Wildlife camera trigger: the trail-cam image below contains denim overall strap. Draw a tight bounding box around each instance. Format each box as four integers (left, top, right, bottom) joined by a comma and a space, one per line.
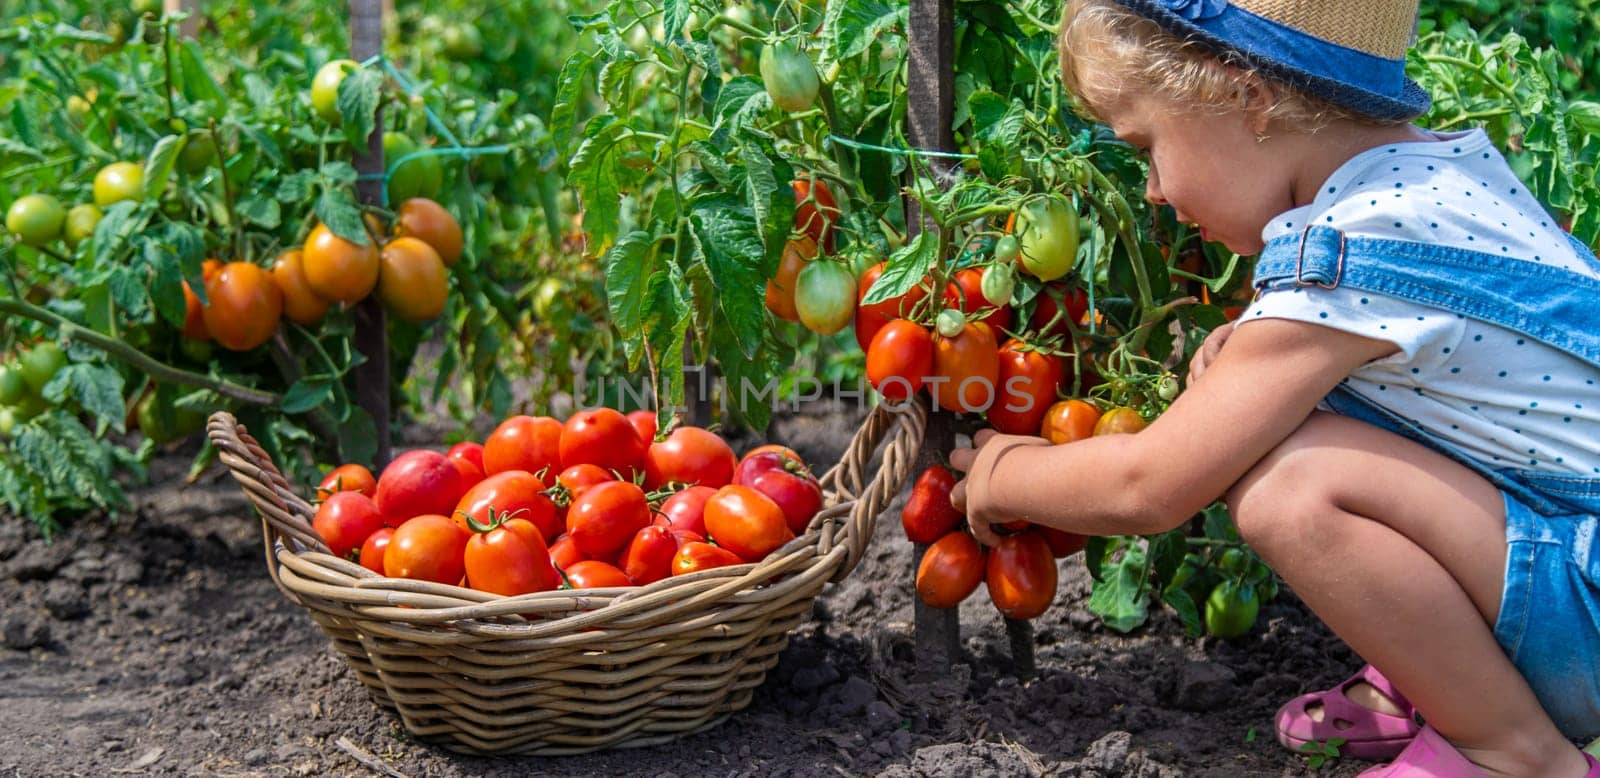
1255, 226, 1600, 516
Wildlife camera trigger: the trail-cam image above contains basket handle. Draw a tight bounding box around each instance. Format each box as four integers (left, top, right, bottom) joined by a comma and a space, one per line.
207, 411, 329, 557
818, 397, 927, 582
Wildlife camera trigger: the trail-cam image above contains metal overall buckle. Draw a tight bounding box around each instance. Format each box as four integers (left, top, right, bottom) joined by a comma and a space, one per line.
1293, 225, 1346, 290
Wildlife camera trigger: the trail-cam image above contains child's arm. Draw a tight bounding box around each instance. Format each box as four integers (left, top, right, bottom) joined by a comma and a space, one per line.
949, 318, 1398, 545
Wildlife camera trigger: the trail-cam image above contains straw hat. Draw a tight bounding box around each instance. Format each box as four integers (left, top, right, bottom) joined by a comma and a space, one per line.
1114, 0, 1431, 120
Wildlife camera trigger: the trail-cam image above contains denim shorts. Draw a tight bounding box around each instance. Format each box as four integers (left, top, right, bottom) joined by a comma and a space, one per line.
1492, 489, 1600, 739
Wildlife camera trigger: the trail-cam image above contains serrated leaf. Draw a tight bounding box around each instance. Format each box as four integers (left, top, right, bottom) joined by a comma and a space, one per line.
1087, 541, 1150, 633
825, 0, 905, 61
1570, 101, 1600, 135
276, 170, 316, 202
337, 66, 381, 149
178, 40, 226, 105
1162, 587, 1203, 637
662, 0, 691, 39
91, 201, 152, 268
143, 134, 183, 201
315, 188, 368, 245
0, 137, 47, 162
41, 364, 127, 436
281, 377, 335, 415
109, 263, 149, 321
567, 117, 629, 256
551, 51, 596, 149
688, 194, 767, 359
603, 231, 656, 337
712, 76, 770, 140
860, 231, 936, 305
737, 138, 795, 266
235, 195, 281, 229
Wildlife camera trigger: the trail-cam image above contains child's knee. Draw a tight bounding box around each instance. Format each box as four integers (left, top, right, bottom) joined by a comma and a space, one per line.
1226, 414, 1347, 547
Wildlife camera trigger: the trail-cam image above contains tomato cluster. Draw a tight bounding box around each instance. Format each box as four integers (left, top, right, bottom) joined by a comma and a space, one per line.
906, 391, 1154, 620
0, 343, 68, 438
309, 408, 827, 596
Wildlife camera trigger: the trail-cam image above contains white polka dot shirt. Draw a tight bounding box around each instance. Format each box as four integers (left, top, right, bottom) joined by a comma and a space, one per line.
1241, 129, 1600, 475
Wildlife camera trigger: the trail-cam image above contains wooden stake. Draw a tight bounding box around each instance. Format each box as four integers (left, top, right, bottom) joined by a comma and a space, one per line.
349, 0, 391, 466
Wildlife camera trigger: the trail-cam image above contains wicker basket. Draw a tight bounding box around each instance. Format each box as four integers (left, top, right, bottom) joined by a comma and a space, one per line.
209, 400, 925, 755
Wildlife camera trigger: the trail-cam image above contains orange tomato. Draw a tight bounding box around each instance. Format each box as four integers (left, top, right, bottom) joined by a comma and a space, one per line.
302, 221, 379, 304
316, 463, 378, 501
202, 261, 283, 351
931, 321, 1000, 413
463, 517, 560, 596
670, 541, 745, 576
385, 514, 469, 585
765, 236, 816, 322
564, 560, 634, 589
377, 236, 449, 322
271, 249, 331, 326
703, 484, 793, 562
986, 530, 1058, 620
394, 198, 463, 267
1040, 399, 1101, 444
483, 415, 563, 477
1093, 407, 1148, 436
916, 531, 986, 608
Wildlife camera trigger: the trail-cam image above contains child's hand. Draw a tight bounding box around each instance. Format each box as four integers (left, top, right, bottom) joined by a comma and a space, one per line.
1188, 321, 1235, 384
949, 429, 1052, 547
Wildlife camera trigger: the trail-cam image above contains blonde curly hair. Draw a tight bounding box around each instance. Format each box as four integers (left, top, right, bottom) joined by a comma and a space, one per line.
1057, 0, 1405, 131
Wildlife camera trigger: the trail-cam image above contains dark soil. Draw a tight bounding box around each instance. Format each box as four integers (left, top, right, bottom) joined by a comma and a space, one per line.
1, 401, 1373, 777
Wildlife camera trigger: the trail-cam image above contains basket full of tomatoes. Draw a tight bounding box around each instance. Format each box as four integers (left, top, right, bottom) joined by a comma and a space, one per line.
206, 399, 924, 756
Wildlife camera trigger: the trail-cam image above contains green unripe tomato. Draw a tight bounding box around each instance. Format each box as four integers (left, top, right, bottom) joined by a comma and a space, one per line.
384, 132, 443, 204
93, 162, 145, 207
64, 204, 103, 249
179, 132, 217, 173
1204, 579, 1260, 640
311, 58, 359, 124
18, 343, 67, 395
6, 194, 66, 246
0, 364, 26, 406
442, 23, 483, 60
759, 43, 819, 112
1157, 373, 1180, 402
980, 263, 1015, 307
993, 234, 1020, 263
531, 277, 567, 322
1013, 196, 1080, 282
0, 406, 16, 438
935, 308, 965, 339
793, 260, 858, 336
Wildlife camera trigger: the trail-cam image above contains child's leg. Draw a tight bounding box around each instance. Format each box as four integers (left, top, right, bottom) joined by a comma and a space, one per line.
1227, 411, 1587, 778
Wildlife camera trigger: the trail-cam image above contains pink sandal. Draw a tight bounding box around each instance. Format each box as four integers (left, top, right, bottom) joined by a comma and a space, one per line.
1357, 725, 1600, 777
1276, 664, 1422, 761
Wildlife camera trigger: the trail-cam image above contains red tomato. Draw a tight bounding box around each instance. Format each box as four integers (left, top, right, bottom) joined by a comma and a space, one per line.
565, 560, 634, 589
866, 320, 934, 402
626, 409, 658, 444
548, 534, 591, 571
1030, 284, 1089, 339
446, 441, 485, 477
483, 415, 564, 478
855, 263, 929, 352
734, 451, 823, 534
644, 426, 737, 490
943, 268, 1013, 333
374, 450, 468, 525
902, 465, 964, 544
986, 530, 1058, 620
561, 408, 648, 480
312, 491, 386, 559
669, 528, 707, 547
988, 340, 1065, 435
452, 470, 560, 541
654, 484, 717, 536
385, 514, 469, 586
464, 517, 560, 596
557, 463, 615, 499
358, 527, 393, 575
733, 445, 807, 483
670, 541, 745, 576
916, 531, 986, 608
1040, 526, 1090, 558
1040, 399, 1101, 444
704, 485, 794, 562
566, 480, 651, 557
316, 463, 377, 501
619, 524, 679, 585
931, 321, 1000, 413
793, 176, 841, 253
1094, 407, 1148, 436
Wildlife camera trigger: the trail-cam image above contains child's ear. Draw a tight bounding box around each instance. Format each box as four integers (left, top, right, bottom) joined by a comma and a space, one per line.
1239, 73, 1278, 138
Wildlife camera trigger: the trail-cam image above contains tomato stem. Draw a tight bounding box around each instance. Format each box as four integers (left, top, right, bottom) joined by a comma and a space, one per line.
708, 13, 767, 40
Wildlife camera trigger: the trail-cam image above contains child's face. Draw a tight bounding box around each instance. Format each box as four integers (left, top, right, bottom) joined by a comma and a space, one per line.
1104, 94, 1297, 255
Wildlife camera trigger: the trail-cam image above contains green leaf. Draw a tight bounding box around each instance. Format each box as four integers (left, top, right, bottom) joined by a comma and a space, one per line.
603, 231, 656, 339
688, 194, 768, 359
337, 66, 382, 149
337, 406, 378, 466
109, 264, 149, 322
0, 137, 47, 162
712, 324, 780, 431
737, 138, 795, 265
662, 0, 692, 40
281, 378, 335, 415
315, 188, 368, 245
91, 201, 152, 269
41, 364, 127, 435
551, 51, 596, 149
143, 134, 183, 201
567, 117, 629, 255
1570, 101, 1600, 135
860, 231, 936, 305
641, 266, 692, 411
178, 40, 226, 105
276, 170, 317, 202
1202, 501, 1239, 542
969, 90, 1024, 146
16, 413, 128, 514
1087, 540, 1150, 633
711, 76, 770, 140
825, 0, 905, 61
235, 195, 281, 229
1162, 586, 1202, 637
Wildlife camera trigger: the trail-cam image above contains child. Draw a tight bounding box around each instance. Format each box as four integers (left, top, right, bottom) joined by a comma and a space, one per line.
948, 1, 1600, 775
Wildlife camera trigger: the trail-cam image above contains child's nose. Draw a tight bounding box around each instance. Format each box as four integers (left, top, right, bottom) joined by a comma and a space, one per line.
1144, 169, 1167, 207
